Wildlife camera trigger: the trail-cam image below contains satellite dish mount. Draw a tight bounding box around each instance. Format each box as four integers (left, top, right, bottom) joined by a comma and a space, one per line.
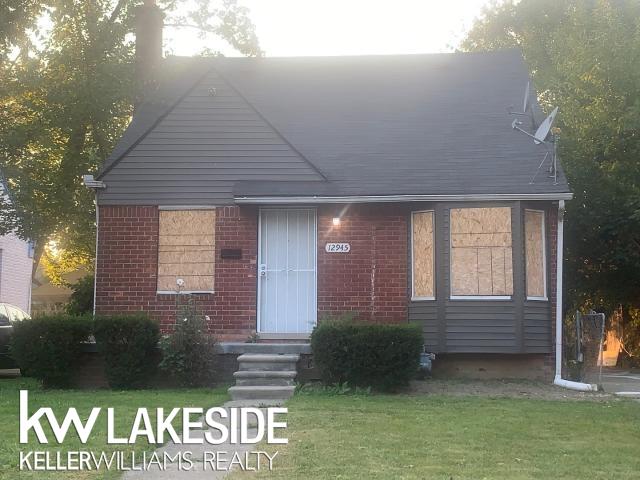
508, 84, 559, 185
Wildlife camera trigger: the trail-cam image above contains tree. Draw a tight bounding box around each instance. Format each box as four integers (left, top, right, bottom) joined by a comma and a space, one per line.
0, 1, 43, 60
462, 0, 640, 316
0, 0, 260, 279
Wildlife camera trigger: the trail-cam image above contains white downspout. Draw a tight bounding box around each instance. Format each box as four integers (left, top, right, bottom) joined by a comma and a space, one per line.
82, 175, 104, 316
92, 196, 98, 316
553, 200, 598, 391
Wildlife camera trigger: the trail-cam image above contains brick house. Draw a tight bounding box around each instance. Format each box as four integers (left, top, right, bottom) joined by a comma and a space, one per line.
88, 4, 573, 380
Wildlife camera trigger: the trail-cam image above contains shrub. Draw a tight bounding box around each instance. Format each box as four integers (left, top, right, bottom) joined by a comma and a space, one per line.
159, 317, 217, 387
311, 320, 423, 391
159, 294, 217, 386
65, 275, 94, 315
94, 314, 160, 389
10, 314, 93, 388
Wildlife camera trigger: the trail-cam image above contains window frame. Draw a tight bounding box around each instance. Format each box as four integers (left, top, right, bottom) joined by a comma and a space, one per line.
524, 208, 548, 301
448, 206, 513, 301
410, 210, 436, 301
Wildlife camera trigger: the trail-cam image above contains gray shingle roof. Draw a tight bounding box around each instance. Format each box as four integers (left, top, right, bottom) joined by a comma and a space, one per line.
98, 50, 570, 205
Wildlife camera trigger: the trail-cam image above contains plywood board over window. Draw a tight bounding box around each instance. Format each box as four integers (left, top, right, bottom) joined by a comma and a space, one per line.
157, 210, 216, 292
412, 211, 434, 299
450, 207, 513, 297
525, 209, 546, 299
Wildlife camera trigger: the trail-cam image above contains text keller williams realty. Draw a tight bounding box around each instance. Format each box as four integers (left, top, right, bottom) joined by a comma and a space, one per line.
18, 391, 287, 472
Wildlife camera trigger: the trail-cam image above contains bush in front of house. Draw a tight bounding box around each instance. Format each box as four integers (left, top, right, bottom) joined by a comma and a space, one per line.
94, 314, 160, 389
65, 275, 94, 315
311, 320, 423, 391
10, 314, 93, 388
159, 314, 217, 387
159, 293, 217, 386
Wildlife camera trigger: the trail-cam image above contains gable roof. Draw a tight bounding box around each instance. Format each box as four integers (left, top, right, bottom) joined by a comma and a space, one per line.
98, 50, 570, 205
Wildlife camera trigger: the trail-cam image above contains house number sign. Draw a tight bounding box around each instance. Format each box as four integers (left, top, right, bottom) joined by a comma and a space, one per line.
325, 242, 351, 253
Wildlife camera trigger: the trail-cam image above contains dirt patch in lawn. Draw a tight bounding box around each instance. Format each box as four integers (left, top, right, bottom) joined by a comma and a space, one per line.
409, 378, 614, 401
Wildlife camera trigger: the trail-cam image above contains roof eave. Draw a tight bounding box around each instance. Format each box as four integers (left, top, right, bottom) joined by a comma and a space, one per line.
234, 192, 574, 204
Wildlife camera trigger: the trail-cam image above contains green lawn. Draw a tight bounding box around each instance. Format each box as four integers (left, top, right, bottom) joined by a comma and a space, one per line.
240, 392, 640, 480
0, 377, 228, 480
3, 379, 639, 480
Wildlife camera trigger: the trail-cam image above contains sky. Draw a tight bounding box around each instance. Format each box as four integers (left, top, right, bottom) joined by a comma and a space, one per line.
164, 0, 492, 57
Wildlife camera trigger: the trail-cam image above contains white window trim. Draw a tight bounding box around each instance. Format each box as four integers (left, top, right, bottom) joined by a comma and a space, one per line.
525, 209, 548, 301
410, 210, 436, 301
449, 207, 514, 300
450, 295, 512, 301
157, 290, 215, 295
158, 205, 218, 211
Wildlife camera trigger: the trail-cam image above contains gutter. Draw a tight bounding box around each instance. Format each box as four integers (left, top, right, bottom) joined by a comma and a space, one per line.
552, 200, 598, 392
82, 174, 105, 189
235, 192, 574, 204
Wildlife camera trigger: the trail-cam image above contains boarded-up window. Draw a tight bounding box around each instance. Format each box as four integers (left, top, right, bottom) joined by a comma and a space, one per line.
412, 211, 435, 299
525, 209, 546, 298
450, 207, 513, 297
157, 210, 216, 292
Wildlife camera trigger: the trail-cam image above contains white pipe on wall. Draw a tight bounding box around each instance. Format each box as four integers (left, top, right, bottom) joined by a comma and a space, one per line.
92, 193, 98, 316
553, 200, 598, 392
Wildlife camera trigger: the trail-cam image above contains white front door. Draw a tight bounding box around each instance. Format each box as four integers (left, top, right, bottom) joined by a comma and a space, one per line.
258, 208, 317, 334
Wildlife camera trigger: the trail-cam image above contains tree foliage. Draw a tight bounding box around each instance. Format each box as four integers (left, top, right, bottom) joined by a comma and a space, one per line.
0, 0, 260, 276
462, 0, 640, 313
65, 274, 94, 315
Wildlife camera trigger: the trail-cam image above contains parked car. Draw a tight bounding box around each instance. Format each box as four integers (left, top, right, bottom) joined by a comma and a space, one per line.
0, 303, 30, 369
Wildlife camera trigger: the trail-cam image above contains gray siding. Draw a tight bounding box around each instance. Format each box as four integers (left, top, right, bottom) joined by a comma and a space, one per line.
444, 302, 518, 353
409, 303, 438, 351
98, 69, 324, 205
409, 202, 553, 354
524, 301, 553, 353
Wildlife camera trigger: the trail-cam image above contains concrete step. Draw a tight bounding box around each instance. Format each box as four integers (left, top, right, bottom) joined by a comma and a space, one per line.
218, 343, 311, 355
234, 370, 297, 387
238, 354, 300, 372
237, 354, 300, 363
228, 385, 296, 401
224, 399, 286, 408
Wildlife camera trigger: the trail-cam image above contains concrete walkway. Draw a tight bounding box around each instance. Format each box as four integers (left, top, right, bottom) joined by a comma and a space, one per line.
122, 400, 284, 479
599, 369, 640, 399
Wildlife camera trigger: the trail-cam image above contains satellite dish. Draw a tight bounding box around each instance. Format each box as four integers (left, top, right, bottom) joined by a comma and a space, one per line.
534, 106, 558, 144
507, 88, 560, 185
523, 82, 530, 113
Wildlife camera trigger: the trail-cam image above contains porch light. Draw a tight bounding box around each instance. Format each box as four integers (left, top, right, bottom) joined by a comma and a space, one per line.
332, 217, 341, 226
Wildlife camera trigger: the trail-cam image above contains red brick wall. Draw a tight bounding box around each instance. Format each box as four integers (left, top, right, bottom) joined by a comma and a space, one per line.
95, 204, 410, 338
316, 204, 409, 323
95, 205, 258, 340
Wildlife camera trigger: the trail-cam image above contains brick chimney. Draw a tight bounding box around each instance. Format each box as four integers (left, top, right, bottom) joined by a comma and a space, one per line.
135, 0, 164, 104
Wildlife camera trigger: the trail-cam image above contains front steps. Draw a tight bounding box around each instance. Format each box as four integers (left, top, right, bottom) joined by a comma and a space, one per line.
227, 346, 305, 403
234, 370, 297, 386
228, 384, 296, 401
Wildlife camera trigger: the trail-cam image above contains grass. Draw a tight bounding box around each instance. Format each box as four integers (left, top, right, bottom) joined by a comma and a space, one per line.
0, 377, 228, 480
238, 391, 640, 480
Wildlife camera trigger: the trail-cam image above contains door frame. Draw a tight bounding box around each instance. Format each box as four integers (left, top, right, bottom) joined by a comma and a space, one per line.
256, 206, 318, 336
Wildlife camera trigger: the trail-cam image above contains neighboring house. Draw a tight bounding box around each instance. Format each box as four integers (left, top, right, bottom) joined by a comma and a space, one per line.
90, 4, 572, 379
0, 174, 33, 314
31, 266, 88, 315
